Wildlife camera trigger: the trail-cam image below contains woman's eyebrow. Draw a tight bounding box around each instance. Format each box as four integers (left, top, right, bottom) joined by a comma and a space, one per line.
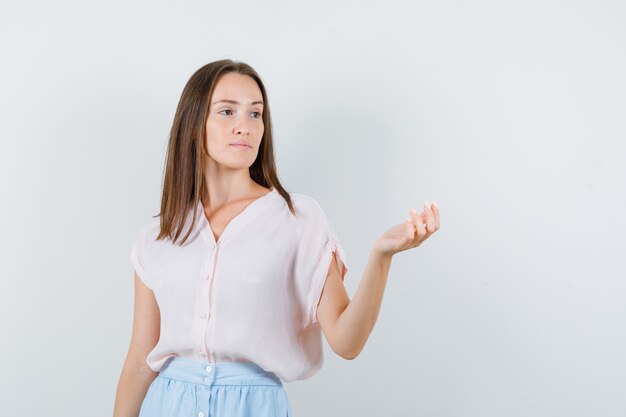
212, 99, 264, 106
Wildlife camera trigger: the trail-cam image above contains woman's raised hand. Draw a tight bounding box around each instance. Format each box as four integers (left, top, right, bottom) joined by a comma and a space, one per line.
373, 201, 440, 256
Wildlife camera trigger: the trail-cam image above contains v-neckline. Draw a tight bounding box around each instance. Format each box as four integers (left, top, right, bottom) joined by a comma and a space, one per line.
196, 188, 277, 249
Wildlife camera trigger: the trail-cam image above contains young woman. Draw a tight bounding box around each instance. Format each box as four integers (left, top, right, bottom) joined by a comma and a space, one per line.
113, 59, 440, 417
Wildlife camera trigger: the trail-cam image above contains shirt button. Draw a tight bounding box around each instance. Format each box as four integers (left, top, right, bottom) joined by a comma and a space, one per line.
205, 365, 212, 373
200, 313, 207, 318
198, 412, 205, 417
200, 352, 206, 357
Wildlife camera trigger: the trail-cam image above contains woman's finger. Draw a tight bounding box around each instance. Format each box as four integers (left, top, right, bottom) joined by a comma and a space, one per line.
423, 202, 435, 233
409, 208, 426, 240
432, 201, 440, 230
405, 217, 415, 240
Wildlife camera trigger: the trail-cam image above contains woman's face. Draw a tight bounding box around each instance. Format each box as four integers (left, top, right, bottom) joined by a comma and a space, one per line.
205, 72, 265, 171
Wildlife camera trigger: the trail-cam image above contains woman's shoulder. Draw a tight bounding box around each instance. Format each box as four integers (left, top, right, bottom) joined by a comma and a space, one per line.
133, 215, 162, 246
284, 191, 331, 227
286, 191, 325, 214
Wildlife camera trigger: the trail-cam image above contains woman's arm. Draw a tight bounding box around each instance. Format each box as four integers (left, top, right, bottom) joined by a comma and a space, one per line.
317, 201, 440, 359
112, 273, 160, 417
317, 249, 392, 359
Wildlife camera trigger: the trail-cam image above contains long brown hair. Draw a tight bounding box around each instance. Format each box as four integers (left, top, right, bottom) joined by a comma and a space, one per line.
153, 59, 295, 245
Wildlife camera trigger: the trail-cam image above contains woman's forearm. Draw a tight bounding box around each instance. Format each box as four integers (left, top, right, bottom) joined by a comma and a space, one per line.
113, 358, 158, 417
334, 246, 393, 359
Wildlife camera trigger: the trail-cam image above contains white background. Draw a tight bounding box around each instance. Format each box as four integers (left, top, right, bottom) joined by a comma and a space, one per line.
1, 0, 625, 416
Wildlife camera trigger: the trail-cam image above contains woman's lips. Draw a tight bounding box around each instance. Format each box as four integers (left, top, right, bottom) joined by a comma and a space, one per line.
230, 144, 251, 149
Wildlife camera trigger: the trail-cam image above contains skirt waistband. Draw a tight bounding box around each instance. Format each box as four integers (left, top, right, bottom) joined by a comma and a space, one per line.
157, 356, 283, 387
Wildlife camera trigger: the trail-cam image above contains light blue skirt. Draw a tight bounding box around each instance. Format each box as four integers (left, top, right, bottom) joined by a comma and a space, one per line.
139, 356, 293, 417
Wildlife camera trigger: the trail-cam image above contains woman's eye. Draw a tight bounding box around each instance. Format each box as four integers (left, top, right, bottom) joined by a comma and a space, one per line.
218, 109, 261, 118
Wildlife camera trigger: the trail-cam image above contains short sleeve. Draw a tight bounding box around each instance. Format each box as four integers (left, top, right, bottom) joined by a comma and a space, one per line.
296, 198, 348, 328
130, 225, 151, 290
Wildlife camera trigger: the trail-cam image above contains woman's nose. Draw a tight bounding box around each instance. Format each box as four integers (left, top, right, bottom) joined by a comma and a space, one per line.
233, 117, 252, 134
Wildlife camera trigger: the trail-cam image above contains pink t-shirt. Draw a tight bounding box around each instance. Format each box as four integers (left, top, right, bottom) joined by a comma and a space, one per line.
130, 188, 348, 382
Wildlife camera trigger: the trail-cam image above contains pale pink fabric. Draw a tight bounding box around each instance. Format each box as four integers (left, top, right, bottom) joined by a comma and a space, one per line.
130, 189, 348, 382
